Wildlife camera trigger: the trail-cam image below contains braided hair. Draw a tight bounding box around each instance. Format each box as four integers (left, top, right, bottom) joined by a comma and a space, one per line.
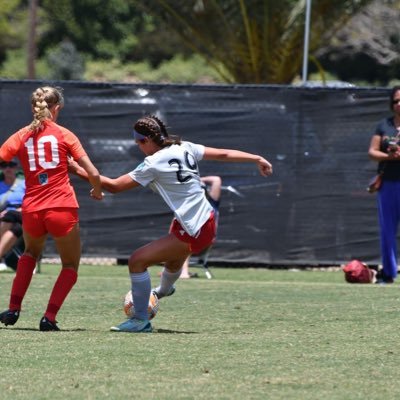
134, 115, 181, 147
29, 86, 64, 132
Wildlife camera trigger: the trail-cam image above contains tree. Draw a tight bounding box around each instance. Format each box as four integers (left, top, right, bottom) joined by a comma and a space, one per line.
27, 0, 38, 79
0, 0, 27, 64
315, 0, 400, 85
39, 0, 141, 60
46, 39, 85, 80
139, 0, 375, 84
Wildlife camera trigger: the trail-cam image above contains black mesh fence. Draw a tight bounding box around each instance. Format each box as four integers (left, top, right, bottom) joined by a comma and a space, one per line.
0, 81, 390, 266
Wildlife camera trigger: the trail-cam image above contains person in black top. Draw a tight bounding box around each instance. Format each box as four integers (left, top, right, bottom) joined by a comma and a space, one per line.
368, 86, 400, 283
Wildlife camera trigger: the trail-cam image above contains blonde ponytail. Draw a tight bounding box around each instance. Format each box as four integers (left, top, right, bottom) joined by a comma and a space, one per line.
29, 86, 64, 132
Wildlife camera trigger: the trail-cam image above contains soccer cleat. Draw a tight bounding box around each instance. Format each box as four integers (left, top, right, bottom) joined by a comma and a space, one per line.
110, 318, 152, 333
0, 262, 8, 272
0, 309, 20, 326
39, 317, 60, 331
152, 285, 176, 300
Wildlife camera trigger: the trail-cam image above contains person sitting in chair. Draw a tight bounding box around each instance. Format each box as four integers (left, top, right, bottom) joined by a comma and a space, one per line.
0, 159, 25, 272
180, 175, 221, 279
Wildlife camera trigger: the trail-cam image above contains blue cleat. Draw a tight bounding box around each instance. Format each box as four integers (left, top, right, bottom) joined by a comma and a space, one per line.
110, 318, 152, 333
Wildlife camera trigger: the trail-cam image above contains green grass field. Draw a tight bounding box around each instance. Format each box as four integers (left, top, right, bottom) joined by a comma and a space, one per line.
1, 264, 400, 400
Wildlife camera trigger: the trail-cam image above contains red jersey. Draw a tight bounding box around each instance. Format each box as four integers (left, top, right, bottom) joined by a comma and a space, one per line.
0, 120, 87, 212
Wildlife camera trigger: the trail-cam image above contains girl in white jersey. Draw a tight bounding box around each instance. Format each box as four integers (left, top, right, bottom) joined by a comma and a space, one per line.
70, 115, 272, 333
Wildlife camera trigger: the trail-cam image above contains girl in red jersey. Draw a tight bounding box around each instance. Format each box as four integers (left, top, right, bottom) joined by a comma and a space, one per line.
0, 86, 103, 331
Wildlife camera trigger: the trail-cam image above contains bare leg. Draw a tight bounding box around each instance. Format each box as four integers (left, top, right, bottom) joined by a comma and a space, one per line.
128, 233, 190, 273
179, 256, 191, 278
128, 234, 190, 315
110, 234, 190, 331
0, 221, 12, 236
23, 230, 47, 260
53, 223, 81, 272
0, 229, 18, 259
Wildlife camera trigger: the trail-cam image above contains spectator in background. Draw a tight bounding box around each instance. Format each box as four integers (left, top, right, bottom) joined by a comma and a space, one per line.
0, 159, 25, 272
69, 114, 272, 333
180, 175, 221, 279
368, 85, 400, 284
0, 85, 103, 331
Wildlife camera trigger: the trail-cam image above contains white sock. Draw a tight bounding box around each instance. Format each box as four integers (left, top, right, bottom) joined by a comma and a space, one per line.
155, 268, 182, 297
130, 271, 151, 320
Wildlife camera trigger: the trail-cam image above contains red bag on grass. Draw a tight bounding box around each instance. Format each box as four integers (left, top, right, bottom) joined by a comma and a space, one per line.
342, 260, 376, 284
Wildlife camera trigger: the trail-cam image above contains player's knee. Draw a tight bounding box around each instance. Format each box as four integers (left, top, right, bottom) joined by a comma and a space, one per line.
22, 250, 40, 260
61, 261, 79, 271
128, 252, 147, 272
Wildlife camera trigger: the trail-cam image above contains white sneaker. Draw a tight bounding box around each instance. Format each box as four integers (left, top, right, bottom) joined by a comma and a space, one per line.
0, 263, 8, 272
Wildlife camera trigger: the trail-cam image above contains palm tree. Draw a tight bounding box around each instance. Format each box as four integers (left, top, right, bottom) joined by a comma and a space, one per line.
140, 0, 374, 84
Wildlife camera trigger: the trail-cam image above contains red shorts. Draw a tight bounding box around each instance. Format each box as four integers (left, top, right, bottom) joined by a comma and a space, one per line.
170, 212, 216, 254
22, 208, 79, 238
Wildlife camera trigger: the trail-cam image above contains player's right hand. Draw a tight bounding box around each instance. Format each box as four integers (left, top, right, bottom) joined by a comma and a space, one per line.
90, 188, 104, 200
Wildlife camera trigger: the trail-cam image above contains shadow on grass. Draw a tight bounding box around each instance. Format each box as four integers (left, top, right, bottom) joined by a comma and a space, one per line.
0, 326, 197, 334
0, 326, 87, 332
154, 328, 198, 334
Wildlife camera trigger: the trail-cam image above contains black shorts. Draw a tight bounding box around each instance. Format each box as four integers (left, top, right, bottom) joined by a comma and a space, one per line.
1, 210, 22, 238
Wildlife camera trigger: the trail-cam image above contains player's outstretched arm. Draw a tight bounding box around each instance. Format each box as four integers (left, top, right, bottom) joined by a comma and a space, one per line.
76, 155, 103, 200
68, 157, 139, 193
202, 147, 273, 177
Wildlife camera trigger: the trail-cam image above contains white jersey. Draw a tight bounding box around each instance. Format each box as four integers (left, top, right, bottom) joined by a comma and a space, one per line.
128, 141, 213, 236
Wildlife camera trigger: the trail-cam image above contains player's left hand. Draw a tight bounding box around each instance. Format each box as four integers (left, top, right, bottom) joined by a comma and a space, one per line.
67, 157, 80, 174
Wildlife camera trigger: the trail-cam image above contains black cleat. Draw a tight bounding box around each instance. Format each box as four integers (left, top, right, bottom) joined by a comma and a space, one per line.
0, 309, 20, 326
152, 285, 176, 300
39, 317, 60, 331
375, 270, 394, 284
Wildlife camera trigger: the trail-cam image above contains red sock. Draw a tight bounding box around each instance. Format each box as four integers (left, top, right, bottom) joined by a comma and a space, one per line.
44, 268, 78, 321
9, 255, 37, 310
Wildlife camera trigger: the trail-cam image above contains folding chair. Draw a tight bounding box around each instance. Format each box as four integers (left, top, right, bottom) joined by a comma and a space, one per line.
189, 245, 214, 279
